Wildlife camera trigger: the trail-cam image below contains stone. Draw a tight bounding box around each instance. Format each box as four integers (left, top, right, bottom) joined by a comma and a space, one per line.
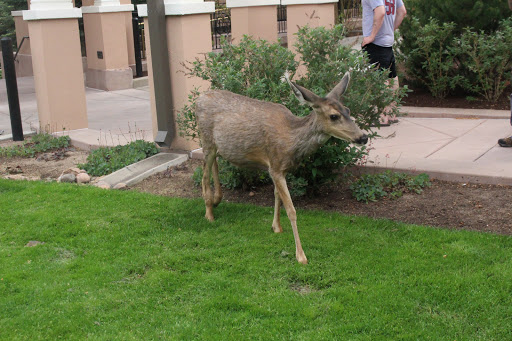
113, 183, 127, 190
95, 181, 111, 189
62, 167, 82, 176
76, 173, 91, 184
58, 173, 76, 183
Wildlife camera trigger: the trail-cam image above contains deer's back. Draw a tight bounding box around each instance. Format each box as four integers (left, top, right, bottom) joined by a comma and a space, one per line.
196, 90, 299, 169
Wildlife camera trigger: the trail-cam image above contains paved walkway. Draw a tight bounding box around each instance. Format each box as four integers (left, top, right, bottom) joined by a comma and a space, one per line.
1, 76, 511, 185
0, 76, 153, 149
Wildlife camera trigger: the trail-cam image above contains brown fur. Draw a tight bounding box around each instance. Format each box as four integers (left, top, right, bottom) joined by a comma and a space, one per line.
195, 73, 367, 264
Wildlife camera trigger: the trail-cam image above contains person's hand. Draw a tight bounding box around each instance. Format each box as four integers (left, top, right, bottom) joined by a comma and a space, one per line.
362, 36, 374, 47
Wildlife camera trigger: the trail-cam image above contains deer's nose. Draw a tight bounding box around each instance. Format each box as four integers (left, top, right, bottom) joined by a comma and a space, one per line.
356, 134, 368, 145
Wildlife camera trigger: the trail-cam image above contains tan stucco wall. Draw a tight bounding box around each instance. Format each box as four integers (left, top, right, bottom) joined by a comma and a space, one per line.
145, 14, 212, 151
28, 19, 88, 131
14, 17, 31, 54
231, 6, 278, 43
287, 3, 336, 53
83, 12, 129, 71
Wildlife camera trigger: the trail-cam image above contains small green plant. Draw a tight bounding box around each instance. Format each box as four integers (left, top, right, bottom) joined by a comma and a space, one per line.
78, 140, 159, 176
193, 157, 271, 191
0, 133, 70, 157
350, 171, 431, 203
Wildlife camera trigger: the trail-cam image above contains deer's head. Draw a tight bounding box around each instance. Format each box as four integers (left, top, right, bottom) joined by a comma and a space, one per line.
287, 72, 368, 145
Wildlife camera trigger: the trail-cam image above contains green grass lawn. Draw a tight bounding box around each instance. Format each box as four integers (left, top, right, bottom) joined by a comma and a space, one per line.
1, 179, 511, 340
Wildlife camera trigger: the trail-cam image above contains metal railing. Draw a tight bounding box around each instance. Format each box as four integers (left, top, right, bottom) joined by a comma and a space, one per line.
211, 7, 231, 50
277, 5, 287, 34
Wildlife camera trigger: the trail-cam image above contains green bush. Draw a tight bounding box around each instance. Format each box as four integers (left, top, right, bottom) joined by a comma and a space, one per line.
350, 171, 431, 203
457, 19, 512, 103
397, 1, 512, 98
0, 133, 71, 158
181, 26, 407, 196
78, 140, 159, 176
404, 0, 510, 34
398, 18, 459, 98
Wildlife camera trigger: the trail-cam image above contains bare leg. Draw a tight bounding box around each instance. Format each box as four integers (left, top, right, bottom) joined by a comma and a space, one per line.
270, 171, 307, 264
202, 150, 216, 221
382, 77, 399, 123
212, 158, 223, 207
272, 186, 283, 233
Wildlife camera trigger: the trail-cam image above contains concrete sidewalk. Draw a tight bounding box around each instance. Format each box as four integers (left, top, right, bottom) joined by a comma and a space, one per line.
0, 76, 153, 149
1, 76, 511, 185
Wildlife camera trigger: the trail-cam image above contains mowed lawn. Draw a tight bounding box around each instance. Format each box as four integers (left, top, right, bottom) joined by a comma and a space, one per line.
1, 179, 512, 340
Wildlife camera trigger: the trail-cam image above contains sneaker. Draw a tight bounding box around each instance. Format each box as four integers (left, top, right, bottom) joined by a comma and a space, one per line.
498, 136, 512, 147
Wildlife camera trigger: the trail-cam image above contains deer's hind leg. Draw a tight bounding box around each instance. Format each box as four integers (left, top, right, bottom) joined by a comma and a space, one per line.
202, 147, 217, 222
212, 157, 223, 207
271, 186, 283, 233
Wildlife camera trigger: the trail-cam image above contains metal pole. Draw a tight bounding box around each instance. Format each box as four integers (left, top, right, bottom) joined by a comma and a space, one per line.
1, 37, 24, 141
132, 16, 143, 78
147, 0, 174, 147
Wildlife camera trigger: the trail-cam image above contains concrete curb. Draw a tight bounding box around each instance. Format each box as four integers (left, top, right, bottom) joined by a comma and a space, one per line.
99, 152, 188, 187
402, 106, 510, 119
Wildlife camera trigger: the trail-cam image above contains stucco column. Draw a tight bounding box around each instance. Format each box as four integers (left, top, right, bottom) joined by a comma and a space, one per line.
23, 0, 88, 132
10, 11, 33, 77
283, 0, 337, 53
82, 0, 134, 91
227, 0, 280, 44
138, 1, 214, 151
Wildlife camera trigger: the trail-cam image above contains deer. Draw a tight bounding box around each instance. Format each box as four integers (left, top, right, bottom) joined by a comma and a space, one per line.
195, 72, 368, 264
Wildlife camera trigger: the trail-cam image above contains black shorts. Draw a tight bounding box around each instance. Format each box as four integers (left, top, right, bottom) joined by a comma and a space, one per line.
362, 43, 397, 78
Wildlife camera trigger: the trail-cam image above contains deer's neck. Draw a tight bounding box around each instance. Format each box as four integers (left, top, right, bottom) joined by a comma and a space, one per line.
290, 113, 329, 162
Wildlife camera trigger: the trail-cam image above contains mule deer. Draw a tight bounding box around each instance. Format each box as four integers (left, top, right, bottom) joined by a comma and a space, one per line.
195, 72, 368, 264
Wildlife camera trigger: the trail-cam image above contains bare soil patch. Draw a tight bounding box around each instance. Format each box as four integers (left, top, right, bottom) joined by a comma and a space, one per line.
131, 159, 512, 235
403, 84, 511, 111
0, 139, 89, 181
2, 137, 511, 235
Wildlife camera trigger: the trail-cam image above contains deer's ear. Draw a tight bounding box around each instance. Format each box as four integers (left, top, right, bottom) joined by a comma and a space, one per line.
283, 70, 320, 106
290, 82, 321, 106
327, 72, 351, 100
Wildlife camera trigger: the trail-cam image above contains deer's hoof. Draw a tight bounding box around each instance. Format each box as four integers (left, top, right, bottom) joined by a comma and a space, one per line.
272, 224, 283, 233
296, 253, 308, 265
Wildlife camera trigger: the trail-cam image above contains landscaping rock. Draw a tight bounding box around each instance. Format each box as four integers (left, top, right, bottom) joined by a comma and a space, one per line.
95, 181, 111, 189
58, 173, 76, 183
76, 173, 91, 184
113, 183, 127, 190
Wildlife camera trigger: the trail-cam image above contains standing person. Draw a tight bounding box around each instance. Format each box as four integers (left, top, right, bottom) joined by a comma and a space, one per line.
497, 0, 512, 147
362, 0, 407, 126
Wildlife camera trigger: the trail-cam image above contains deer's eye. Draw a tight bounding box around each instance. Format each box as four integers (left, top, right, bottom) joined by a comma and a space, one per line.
330, 115, 341, 121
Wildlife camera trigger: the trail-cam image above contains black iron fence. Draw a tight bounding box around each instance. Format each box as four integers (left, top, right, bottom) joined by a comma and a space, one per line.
277, 5, 287, 34
211, 7, 231, 50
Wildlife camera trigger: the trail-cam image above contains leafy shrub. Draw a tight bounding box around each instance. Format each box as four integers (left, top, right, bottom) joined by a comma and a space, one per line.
182, 26, 407, 195
398, 18, 459, 98
456, 19, 512, 102
78, 140, 159, 176
0, 133, 70, 158
403, 0, 510, 34
350, 171, 431, 203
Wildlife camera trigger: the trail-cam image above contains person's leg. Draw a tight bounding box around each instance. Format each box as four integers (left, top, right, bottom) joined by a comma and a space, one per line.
497, 94, 512, 147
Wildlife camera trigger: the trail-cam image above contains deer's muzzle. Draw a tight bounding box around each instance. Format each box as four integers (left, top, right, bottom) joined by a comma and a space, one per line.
355, 134, 368, 145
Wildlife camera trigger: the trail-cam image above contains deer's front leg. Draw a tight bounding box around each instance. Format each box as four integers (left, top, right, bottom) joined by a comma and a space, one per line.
270, 171, 307, 264
272, 186, 283, 233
